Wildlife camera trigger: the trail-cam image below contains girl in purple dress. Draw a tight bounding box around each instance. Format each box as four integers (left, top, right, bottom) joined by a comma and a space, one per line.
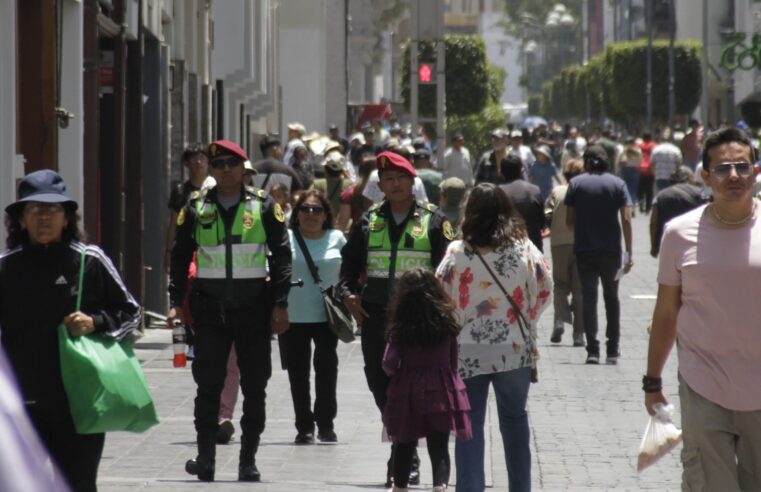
383, 268, 472, 492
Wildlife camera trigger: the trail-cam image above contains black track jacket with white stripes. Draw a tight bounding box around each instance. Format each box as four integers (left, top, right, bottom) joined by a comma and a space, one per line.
0, 240, 141, 409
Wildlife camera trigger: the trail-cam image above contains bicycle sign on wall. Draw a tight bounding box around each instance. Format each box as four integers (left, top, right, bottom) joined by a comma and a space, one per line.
720, 32, 761, 71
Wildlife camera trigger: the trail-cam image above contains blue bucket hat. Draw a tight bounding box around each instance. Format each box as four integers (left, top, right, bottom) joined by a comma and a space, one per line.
5, 170, 78, 217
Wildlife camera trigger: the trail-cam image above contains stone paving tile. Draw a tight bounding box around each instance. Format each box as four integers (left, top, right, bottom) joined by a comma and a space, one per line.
100, 213, 682, 491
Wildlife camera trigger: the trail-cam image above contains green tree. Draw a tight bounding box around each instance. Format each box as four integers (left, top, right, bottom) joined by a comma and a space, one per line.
401, 35, 491, 117
487, 64, 508, 104
447, 103, 507, 159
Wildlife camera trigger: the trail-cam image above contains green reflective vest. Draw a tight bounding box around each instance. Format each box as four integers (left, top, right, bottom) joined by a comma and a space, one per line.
366, 203, 433, 280
194, 195, 267, 279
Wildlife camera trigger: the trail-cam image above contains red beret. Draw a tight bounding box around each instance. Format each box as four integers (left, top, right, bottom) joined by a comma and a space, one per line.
376, 151, 416, 178
208, 140, 249, 162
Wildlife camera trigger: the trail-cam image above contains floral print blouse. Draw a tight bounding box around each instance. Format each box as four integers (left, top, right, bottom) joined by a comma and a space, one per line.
436, 239, 553, 379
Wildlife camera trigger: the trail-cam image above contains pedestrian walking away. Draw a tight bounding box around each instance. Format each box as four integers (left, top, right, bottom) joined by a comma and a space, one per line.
545, 158, 585, 346
437, 183, 553, 492
649, 166, 705, 258
0, 170, 142, 492
499, 154, 546, 252
338, 150, 454, 487
382, 268, 472, 492
646, 126, 761, 491
565, 145, 633, 365
168, 139, 292, 483
283, 190, 346, 445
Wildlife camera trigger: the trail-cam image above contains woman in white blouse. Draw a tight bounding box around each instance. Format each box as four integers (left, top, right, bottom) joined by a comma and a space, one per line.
436, 183, 553, 492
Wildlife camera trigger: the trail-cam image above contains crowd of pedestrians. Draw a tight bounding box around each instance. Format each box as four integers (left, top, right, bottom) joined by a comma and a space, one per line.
2, 115, 761, 492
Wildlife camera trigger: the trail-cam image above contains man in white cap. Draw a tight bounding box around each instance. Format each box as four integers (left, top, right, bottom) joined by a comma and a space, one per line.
508, 128, 536, 172
283, 122, 307, 166
529, 144, 562, 201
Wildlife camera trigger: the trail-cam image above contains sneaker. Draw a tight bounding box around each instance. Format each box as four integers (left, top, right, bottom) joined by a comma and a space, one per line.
573, 334, 585, 347
294, 432, 315, 445
317, 429, 338, 443
216, 419, 235, 444
585, 354, 600, 364
186, 345, 195, 360
606, 352, 621, 365
550, 324, 564, 343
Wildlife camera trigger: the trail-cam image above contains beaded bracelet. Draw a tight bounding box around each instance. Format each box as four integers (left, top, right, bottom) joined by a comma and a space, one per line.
642, 375, 663, 393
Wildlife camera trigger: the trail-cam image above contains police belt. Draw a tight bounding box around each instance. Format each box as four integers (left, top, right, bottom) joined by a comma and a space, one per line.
192, 291, 261, 312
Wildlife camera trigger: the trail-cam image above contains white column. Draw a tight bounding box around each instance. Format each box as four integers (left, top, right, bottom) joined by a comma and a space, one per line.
0, 0, 18, 247
58, 0, 85, 210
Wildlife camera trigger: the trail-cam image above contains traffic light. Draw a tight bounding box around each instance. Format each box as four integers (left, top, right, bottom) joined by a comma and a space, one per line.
418, 63, 435, 84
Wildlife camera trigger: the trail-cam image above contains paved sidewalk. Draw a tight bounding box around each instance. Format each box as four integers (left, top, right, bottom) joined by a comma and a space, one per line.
99, 213, 682, 491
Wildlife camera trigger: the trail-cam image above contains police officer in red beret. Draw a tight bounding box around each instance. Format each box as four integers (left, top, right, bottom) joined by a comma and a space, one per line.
167, 139, 292, 482
338, 150, 455, 487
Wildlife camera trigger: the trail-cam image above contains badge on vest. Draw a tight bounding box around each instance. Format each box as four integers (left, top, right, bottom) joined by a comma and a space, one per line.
242, 212, 255, 230
443, 220, 455, 240
274, 203, 286, 223
368, 220, 385, 232
411, 222, 425, 239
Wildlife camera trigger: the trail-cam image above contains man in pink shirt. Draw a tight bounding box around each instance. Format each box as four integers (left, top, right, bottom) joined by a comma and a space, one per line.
645, 126, 761, 490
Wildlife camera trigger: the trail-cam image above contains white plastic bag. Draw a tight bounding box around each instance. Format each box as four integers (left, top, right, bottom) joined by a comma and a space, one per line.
637, 403, 683, 472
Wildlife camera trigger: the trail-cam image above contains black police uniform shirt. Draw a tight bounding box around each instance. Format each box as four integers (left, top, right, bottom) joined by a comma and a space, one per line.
168, 180, 202, 214
338, 199, 451, 306
168, 185, 292, 308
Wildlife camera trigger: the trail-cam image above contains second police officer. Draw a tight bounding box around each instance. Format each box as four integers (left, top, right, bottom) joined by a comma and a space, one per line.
167, 140, 292, 482
338, 150, 455, 487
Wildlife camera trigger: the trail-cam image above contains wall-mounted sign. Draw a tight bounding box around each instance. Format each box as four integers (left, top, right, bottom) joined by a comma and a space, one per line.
720, 33, 761, 71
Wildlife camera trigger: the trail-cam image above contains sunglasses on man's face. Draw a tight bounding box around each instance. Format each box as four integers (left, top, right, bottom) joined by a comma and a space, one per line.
299, 205, 325, 215
209, 158, 242, 170
710, 161, 754, 178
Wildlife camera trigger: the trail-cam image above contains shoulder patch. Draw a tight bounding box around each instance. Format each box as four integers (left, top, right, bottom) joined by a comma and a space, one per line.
177, 207, 186, 226
273, 203, 286, 223
257, 188, 267, 199
189, 190, 201, 201
368, 202, 382, 212
442, 220, 456, 241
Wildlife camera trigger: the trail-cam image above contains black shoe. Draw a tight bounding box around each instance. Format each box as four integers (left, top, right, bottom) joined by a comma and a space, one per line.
186, 432, 216, 482
550, 326, 564, 343
216, 420, 235, 444
585, 354, 600, 364
317, 429, 338, 443
294, 432, 315, 444
409, 450, 420, 485
606, 351, 621, 365
238, 462, 261, 482
238, 434, 261, 481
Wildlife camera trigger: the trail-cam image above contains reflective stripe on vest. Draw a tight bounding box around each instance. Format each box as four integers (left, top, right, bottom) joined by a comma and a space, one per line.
366, 208, 433, 279
194, 197, 267, 279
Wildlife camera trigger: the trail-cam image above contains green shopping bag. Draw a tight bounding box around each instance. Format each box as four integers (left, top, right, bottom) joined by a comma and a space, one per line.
58, 247, 159, 434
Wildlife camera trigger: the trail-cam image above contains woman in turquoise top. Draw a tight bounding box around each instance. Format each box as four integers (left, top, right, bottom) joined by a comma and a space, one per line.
284, 190, 347, 444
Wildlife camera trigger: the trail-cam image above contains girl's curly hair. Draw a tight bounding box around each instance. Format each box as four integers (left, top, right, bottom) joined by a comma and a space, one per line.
385, 267, 461, 348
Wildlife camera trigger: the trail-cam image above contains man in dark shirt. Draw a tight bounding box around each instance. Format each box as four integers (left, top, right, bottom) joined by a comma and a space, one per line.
165, 144, 208, 273
474, 128, 508, 185
565, 145, 633, 365
649, 166, 705, 257
412, 148, 443, 206
252, 135, 303, 195
328, 124, 350, 154
499, 154, 545, 252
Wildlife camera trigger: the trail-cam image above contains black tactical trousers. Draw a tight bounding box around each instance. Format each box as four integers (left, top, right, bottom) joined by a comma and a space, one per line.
190, 300, 272, 438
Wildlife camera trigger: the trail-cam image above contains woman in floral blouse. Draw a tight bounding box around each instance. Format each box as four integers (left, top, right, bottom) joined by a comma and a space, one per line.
436, 183, 553, 492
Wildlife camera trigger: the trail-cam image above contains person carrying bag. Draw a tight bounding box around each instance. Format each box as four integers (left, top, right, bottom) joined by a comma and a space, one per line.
0, 170, 145, 492
282, 190, 348, 444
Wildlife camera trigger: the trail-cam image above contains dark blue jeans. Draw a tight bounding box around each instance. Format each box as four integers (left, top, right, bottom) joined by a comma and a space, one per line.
455, 368, 532, 492
576, 251, 621, 357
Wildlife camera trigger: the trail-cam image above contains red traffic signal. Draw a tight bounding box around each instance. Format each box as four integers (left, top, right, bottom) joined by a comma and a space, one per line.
418, 63, 434, 84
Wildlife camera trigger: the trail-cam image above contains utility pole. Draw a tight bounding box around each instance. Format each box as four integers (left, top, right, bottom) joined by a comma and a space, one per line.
667, 0, 676, 127
646, 0, 653, 132
701, 0, 709, 128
